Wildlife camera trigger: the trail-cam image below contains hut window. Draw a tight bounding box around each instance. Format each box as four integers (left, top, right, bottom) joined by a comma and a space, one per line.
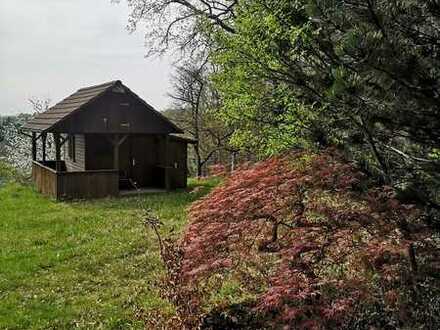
68, 135, 76, 162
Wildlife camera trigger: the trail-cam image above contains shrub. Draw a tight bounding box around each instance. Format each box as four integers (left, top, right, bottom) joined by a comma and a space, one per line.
207, 164, 228, 178
179, 149, 439, 328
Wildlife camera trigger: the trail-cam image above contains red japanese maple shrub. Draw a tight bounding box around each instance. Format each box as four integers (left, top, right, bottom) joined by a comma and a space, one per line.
180, 149, 439, 328
207, 164, 228, 177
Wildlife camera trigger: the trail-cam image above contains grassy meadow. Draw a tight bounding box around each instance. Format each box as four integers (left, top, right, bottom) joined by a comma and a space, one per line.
0, 177, 219, 329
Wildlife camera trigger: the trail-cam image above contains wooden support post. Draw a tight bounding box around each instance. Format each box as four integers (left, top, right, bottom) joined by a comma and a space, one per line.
54, 133, 61, 172
109, 134, 128, 170
113, 134, 120, 170
42, 133, 47, 162
164, 135, 170, 191
60, 135, 69, 147
31, 132, 37, 161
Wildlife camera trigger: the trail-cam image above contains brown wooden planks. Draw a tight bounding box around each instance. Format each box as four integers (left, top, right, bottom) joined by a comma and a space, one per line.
32, 161, 118, 200
32, 161, 57, 197
57, 171, 118, 199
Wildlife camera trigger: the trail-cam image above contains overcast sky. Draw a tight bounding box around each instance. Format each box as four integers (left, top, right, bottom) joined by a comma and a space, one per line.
0, 0, 174, 115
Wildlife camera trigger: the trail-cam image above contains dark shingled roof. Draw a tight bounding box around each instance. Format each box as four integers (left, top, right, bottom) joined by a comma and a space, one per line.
23, 81, 118, 131
23, 80, 183, 133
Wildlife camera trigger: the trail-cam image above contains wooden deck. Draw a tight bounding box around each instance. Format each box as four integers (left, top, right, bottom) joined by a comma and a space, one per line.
32, 161, 119, 200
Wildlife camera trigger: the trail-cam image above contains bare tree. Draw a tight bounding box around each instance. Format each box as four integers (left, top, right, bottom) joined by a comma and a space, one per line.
28, 97, 50, 113
120, 0, 237, 57
167, 61, 234, 176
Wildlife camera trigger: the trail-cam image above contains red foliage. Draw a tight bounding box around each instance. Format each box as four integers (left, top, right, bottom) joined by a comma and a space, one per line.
179, 149, 435, 327
207, 163, 228, 177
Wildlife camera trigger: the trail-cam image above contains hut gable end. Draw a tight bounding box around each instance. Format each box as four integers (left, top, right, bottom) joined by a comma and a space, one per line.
23, 80, 182, 134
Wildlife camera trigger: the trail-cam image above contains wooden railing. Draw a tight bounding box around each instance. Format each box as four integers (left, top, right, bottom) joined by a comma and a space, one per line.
32, 161, 119, 200
32, 161, 58, 197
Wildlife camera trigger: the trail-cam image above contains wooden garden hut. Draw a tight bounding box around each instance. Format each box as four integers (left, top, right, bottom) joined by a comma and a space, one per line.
22, 80, 195, 200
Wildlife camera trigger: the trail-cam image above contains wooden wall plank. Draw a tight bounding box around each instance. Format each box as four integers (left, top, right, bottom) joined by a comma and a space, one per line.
64, 134, 86, 172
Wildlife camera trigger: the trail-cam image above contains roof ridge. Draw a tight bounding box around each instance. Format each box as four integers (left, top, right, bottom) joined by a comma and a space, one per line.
77, 80, 120, 92
43, 81, 119, 112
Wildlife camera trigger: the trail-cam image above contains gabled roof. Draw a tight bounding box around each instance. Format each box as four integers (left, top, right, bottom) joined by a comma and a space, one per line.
23, 80, 183, 133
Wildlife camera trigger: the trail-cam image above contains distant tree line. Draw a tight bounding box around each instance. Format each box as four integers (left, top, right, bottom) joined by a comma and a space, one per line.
0, 99, 52, 174
0, 114, 33, 171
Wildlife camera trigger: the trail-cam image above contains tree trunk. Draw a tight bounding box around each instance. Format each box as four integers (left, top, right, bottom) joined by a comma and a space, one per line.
194, 143, 203, 177
408, 243, 418, 273
271, 222, 279, 243
231, 151, 237, 172
358, 116, 392, 184
197, 162, 203, 177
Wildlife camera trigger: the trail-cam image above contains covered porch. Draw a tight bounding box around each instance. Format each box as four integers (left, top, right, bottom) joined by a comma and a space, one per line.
28, 131, 123, 200
27, 132, 183, 200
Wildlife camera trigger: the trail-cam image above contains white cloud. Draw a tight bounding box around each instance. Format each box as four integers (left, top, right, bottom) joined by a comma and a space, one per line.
0, 0, 174, 115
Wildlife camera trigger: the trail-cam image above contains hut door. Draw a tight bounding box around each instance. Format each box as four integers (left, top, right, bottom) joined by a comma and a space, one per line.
119, 137, 138, 187
118, 137, 131, 185
129, 136, 154, 187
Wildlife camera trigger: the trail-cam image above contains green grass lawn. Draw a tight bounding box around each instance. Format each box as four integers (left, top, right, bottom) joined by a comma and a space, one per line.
0, 178, 219, 329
